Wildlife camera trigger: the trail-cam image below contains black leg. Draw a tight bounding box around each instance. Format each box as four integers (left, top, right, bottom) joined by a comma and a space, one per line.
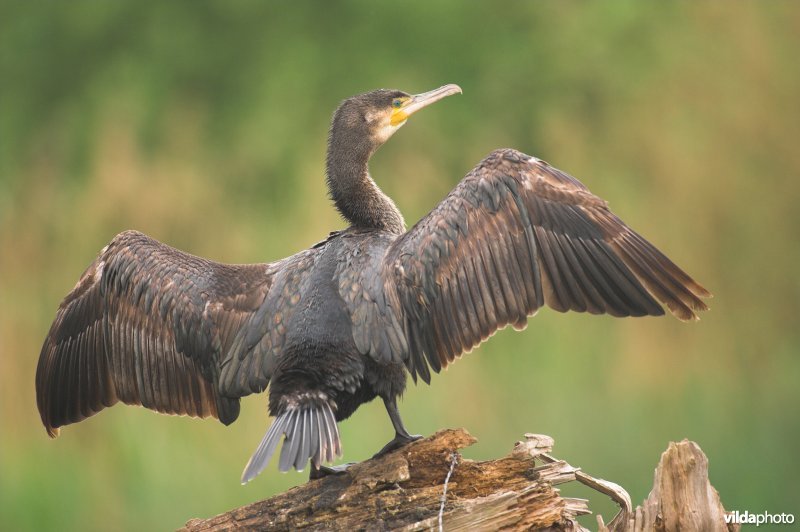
309, 463, 356, 480
373, 397, 422, 458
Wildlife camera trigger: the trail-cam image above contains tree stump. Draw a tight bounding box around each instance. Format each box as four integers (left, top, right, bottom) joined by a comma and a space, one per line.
626, 440, 738, 532
181, 429, 736, 531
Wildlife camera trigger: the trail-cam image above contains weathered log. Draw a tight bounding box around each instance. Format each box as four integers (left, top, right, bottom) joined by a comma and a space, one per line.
182, 429, 591, 531
181, 429, 735, 531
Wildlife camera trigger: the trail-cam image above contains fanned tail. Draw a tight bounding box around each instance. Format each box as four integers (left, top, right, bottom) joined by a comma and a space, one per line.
241, 394, 341, 484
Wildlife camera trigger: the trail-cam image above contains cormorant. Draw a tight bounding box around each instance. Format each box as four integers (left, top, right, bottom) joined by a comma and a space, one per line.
36, 84, 710, 483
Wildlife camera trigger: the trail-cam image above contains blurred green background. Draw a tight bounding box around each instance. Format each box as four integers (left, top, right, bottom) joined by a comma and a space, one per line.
2, 2, 798, 530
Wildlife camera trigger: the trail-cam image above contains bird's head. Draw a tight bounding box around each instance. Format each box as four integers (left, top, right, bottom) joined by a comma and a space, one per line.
329, 84, 462, 153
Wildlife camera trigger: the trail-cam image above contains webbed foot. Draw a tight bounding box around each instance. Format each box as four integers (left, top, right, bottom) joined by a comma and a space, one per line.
309, 462, 356, 480
373, 432, 423, 458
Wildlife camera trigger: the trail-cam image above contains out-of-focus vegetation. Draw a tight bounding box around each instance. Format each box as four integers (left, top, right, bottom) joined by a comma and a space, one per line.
1, 2, 798, 530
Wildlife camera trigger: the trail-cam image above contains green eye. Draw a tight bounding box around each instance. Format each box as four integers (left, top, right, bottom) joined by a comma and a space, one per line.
392, 99, 403, 108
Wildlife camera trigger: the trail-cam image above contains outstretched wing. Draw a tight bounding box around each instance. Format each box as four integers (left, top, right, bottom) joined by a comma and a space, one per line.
385, 149, 711, 383
36, 230, 276, 437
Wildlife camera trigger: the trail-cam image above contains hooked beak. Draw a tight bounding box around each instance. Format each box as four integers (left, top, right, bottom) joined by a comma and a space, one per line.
391, 84, 462, 125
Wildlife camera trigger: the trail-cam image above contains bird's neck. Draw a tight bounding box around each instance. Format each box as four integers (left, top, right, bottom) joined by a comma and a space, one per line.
326, 139, 406, 235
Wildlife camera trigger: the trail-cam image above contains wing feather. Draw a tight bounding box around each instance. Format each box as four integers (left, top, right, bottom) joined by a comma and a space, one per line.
386, 149, 710, 382
36, 230, 276, 437
458, 261, 483, 339
468, 254, 494, 339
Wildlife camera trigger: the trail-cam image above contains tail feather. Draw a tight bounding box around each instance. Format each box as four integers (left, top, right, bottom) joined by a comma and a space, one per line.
322, 403, 341, 459
296, 409, 312, 471
307, 409, 319, 467
241, 396, 341, 484
279, 412, 303, 472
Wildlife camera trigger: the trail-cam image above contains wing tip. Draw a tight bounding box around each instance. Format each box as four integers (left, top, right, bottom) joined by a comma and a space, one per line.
669, 301, 711, 322
694, 286, 713, 299
665, 283, 711, 321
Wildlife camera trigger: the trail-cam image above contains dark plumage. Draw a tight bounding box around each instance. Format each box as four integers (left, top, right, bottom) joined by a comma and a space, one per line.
35, 84, 711, 483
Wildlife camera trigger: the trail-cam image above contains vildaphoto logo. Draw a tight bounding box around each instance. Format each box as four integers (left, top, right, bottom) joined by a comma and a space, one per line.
725, 511, 795, 526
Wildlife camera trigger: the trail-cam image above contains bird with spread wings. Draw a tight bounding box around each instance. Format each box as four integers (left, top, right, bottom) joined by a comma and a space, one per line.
36, 84, 710, 483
